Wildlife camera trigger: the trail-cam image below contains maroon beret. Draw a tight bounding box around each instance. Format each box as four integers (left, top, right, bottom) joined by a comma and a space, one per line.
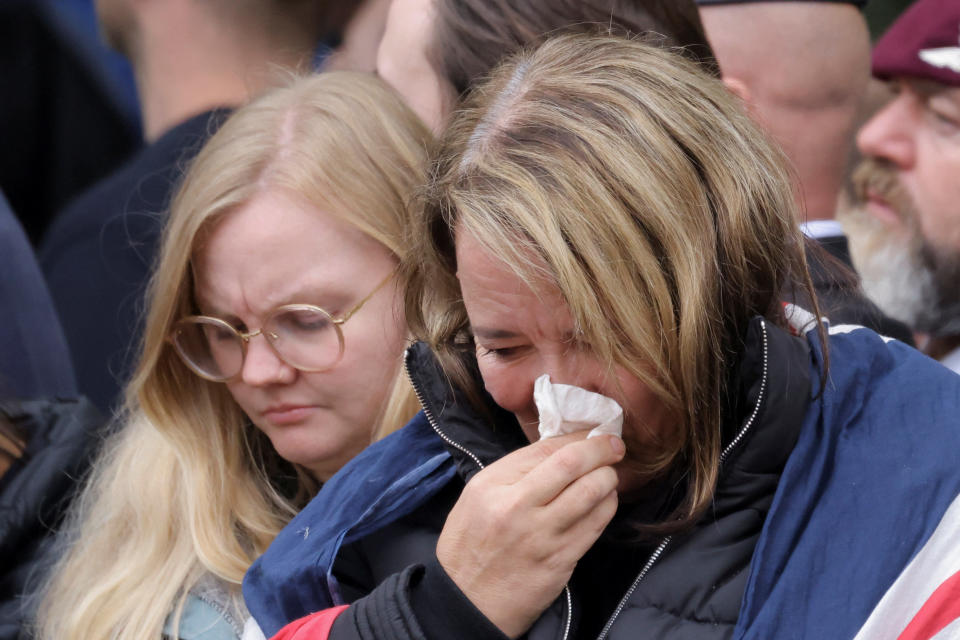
872, 0, 960, 87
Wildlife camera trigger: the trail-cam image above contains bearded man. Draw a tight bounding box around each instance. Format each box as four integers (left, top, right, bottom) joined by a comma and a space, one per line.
842, 0, 960, 374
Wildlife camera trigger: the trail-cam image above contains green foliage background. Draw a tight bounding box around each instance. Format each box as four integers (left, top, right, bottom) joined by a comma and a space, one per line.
865, 0, 915, 40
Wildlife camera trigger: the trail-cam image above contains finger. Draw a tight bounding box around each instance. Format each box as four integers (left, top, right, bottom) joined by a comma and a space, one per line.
516, 435, 625, 506
562, 489, 619, 549
542, 465, 620, 532
541, 489, 619, 569
480, 430, 592, 484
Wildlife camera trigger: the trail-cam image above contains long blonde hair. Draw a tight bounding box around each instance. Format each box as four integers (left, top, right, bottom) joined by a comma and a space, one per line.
405, 34, 823, 534
38, 72, 431, 639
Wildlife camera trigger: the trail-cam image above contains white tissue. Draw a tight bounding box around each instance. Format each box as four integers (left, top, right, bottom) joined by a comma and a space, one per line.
534, 374, 623, 440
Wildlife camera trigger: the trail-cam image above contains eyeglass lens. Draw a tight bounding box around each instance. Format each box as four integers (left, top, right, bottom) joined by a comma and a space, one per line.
172, 307, 345, 381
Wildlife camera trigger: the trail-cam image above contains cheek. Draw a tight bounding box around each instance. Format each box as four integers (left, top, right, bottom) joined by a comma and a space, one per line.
225, 381, 255, 415
476, 359, 536, 419
915, 142, 960, 241
610, 370, 673, 444
324, 317, 408, 420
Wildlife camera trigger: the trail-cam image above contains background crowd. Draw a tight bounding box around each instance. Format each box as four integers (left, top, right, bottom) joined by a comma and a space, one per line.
2, 0, 960, 639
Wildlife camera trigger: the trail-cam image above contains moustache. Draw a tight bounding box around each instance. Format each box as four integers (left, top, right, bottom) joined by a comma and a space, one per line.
851, 158, 915, 224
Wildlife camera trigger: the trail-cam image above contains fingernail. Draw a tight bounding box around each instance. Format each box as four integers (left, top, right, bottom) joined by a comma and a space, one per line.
610, 436, 626, 457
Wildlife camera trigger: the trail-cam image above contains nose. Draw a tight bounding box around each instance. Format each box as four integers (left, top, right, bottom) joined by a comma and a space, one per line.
541, 350, 604, 394
856, 92, 917, 170
240, 334, 296, 387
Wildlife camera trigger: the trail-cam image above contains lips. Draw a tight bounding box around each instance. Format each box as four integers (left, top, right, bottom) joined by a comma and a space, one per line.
851, 159, 910, 228
262, 404, 318, 425
863, 190, 902, 226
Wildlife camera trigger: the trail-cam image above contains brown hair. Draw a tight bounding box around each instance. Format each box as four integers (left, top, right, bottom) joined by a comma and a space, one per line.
429, 0, 718, 97
0, 412, 25, 479
405, 33, 823, 534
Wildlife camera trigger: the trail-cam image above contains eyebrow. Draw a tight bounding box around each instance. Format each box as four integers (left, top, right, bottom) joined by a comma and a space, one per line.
194, 286, 347, 319
471, 327, 522, 340
471, 327, 580, 343
909, 79, 959, 101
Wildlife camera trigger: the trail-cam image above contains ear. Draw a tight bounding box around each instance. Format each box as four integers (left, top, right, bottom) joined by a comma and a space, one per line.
722, 76, 752, 105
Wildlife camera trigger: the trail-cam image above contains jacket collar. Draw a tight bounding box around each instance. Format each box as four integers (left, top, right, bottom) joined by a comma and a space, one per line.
405, 343, 526, 482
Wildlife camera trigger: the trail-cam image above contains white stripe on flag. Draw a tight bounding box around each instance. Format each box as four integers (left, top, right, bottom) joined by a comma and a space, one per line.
853, 492, 960, 640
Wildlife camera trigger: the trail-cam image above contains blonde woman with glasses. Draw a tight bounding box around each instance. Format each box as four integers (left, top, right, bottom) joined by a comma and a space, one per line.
36, 72, 431, 640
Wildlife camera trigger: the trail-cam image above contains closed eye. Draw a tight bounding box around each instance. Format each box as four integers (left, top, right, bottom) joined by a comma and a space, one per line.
477, 345, 523, 360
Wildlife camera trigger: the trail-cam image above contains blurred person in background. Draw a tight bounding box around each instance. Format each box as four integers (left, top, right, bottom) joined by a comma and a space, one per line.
0, 189, 98, 640
841, 0, 960, 374
322, 0, 391, 73
39, 0, 334, 415
246, 34, 960, 640
374, 0, 912, 345
0, 191, 76, 400
697, 0, 916, 344
0, 398, 101, 640
36, 73, 431, 640
0, 0, 140, 245
374, 0, 717, 133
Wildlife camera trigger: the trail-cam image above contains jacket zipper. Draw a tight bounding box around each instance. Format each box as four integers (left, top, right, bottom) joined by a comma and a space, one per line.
404, 346, 486, 471
595, 320, 770, 640
403, 347, 575, 640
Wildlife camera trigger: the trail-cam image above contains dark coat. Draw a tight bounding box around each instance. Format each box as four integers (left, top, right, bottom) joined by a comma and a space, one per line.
39, 109, 229, 413
0, 397, 103, 640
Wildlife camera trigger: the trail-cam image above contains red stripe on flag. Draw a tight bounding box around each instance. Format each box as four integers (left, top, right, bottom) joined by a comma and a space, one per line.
270, 606, 349, 640
898, 571, 960, 640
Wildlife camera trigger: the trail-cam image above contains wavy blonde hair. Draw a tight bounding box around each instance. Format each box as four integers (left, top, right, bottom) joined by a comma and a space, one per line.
38, 72, 431, 639
405, 34, 824, 534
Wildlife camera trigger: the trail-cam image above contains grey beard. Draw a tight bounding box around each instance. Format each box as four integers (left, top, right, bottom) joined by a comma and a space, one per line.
842, 206, 960, 338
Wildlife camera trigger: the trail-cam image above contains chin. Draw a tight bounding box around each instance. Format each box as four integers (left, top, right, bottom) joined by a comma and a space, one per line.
276, 437, 367, 482
270, 433, 337, 467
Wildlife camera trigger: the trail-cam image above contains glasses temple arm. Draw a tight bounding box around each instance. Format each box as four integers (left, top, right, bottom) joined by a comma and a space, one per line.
336, 271, 396, 323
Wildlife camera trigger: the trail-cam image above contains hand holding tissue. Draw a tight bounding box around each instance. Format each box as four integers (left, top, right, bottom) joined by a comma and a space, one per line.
534, 374, 624, 441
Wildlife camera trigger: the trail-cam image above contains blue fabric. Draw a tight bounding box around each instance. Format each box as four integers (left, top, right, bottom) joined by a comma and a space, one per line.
0, 192, 76, 398
735, 327, 960, 639
243, 412, 457, 637
245, 326, 960, 639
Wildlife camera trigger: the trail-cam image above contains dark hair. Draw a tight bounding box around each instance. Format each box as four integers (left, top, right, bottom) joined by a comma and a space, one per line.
429, 0, 718, 96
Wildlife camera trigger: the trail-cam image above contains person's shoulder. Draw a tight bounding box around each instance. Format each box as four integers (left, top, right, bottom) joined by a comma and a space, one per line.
243, 412, 458, 633
802, 323, 960, 453
0, 397, 103, 505
2, 397, 102, 441
40, 109, 229, 257
822, 323, 957, 389
741, 324, 960, 638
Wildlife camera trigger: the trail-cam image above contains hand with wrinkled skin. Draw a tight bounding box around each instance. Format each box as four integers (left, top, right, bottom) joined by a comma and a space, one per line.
436, 431, 625, 638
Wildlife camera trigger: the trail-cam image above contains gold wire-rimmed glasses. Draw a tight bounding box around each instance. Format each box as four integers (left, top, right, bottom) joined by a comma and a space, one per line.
168, 273, 394, 382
